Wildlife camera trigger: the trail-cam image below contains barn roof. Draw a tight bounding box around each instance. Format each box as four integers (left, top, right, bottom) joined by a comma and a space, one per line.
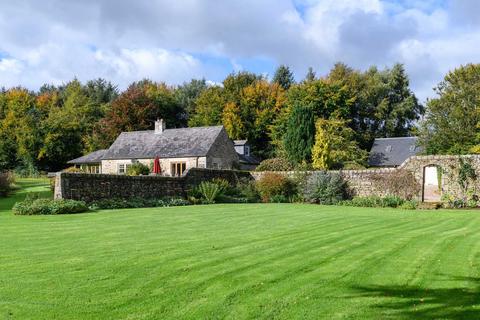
368, 137, 423, 167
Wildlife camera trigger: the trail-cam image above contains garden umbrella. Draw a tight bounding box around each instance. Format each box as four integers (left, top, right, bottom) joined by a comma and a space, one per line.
153, 156, 161, 175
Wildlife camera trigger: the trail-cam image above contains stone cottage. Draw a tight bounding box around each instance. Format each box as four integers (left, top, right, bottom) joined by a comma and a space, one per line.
68, 119, 239, 176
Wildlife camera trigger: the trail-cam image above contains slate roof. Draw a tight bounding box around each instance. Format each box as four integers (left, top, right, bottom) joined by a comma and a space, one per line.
101, 126, 225, 160
68, 149, 108, 165
238, 153, 261, 165
368, 137, 423, 167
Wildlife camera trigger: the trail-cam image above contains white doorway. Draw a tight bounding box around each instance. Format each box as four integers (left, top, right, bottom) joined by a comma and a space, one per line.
423, 166, 441, 202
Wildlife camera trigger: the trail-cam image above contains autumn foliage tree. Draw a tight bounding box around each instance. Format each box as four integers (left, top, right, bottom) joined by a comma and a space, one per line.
311, 118, 366, 170
95, 81, 182, 147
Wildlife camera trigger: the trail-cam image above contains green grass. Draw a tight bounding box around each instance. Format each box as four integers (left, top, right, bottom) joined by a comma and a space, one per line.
1, 180, 480, 319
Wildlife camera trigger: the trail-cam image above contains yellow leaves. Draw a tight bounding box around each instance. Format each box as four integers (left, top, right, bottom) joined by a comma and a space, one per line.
311, 118, 365, 170
222, 102, 244, 140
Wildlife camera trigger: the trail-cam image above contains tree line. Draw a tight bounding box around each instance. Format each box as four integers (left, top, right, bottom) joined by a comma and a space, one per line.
0, 62, 477, 173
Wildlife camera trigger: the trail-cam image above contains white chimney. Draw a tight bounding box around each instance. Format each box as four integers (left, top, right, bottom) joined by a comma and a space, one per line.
155, 119, 166, 134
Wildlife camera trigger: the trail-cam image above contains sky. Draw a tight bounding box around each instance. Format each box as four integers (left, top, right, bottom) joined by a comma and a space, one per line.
0, 0, 479, 102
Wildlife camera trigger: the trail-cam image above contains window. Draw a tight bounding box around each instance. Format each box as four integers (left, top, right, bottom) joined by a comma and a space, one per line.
89, 165, 100, 174
212, 162, 219, 169
171, 162, 186, 176
245, 146, 250, 156
118, 164, 131, 174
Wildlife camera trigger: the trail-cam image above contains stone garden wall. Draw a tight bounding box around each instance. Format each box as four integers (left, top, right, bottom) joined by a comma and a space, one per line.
56, 155, 480, 203
251, 155, 480, 202
55, 168, 252, 202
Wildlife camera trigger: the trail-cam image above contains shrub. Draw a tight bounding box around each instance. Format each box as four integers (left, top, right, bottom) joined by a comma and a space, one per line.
256, 158, 294, 172
211, 178, 231, 194
196, 181, 224, 204
269, 194, 289, 203
381, 195, 405, 208
235, 178, 260, 203
64, 166, 85, 173
13, 199, 89, 215
303, 171, 348, 205
342, 161, 366, 170
126, 163, 150, 176
0, 172, 15, 197
340, 195, 417, 209
371, 169, 421, 200
89, 197, 189, 210
340, 196, 383, 207
399, 200, 418, 210
14, 160, 40, 178
255, 173, 296, 202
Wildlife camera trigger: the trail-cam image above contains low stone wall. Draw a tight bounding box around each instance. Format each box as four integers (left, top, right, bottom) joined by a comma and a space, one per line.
55, 168, 253, 202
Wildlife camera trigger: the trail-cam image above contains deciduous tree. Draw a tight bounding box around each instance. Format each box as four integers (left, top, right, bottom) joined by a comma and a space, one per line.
311, 118, 366, 170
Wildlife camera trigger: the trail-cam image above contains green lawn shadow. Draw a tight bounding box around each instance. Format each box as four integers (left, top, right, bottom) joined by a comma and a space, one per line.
351, 275, 480, 319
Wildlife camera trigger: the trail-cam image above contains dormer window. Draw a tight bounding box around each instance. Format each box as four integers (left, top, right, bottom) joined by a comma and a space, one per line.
385, 145, 392, 153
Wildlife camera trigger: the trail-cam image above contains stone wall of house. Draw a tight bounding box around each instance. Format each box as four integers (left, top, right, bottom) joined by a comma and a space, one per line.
55, 168, 252, 202
206, 128, 239, 169
101, 157, 207, 175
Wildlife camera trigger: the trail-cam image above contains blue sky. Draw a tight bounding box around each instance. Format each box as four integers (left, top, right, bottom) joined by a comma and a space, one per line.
0, 0, 479, 102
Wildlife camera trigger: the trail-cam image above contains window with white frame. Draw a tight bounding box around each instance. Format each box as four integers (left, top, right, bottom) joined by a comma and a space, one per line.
118, 163, 131, 174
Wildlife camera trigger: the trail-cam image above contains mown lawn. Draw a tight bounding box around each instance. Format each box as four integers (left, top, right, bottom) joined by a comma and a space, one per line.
1, 180, 480, 319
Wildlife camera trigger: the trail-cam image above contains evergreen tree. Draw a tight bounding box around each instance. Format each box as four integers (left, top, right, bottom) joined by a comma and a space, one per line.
175, 78, 208, 121
305, 67, 316, 82
283, 103, 315, 163
272, 65, 295, 90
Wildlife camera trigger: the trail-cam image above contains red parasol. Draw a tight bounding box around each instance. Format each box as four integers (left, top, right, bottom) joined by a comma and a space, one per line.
153, 156, 161, 175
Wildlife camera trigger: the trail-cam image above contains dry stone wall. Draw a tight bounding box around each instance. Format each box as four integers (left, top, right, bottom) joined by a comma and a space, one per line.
56, 155, 480, 203
252, 155, 480, 202
55, 168, 252, 202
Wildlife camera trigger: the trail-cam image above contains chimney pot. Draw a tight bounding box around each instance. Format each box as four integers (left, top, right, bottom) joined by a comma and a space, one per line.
155, 119, 166, 134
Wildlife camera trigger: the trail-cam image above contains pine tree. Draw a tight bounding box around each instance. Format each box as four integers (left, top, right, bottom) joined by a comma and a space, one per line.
283, 104, 315, 163
272, 65, 295, 90
305, 67, 316, 82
